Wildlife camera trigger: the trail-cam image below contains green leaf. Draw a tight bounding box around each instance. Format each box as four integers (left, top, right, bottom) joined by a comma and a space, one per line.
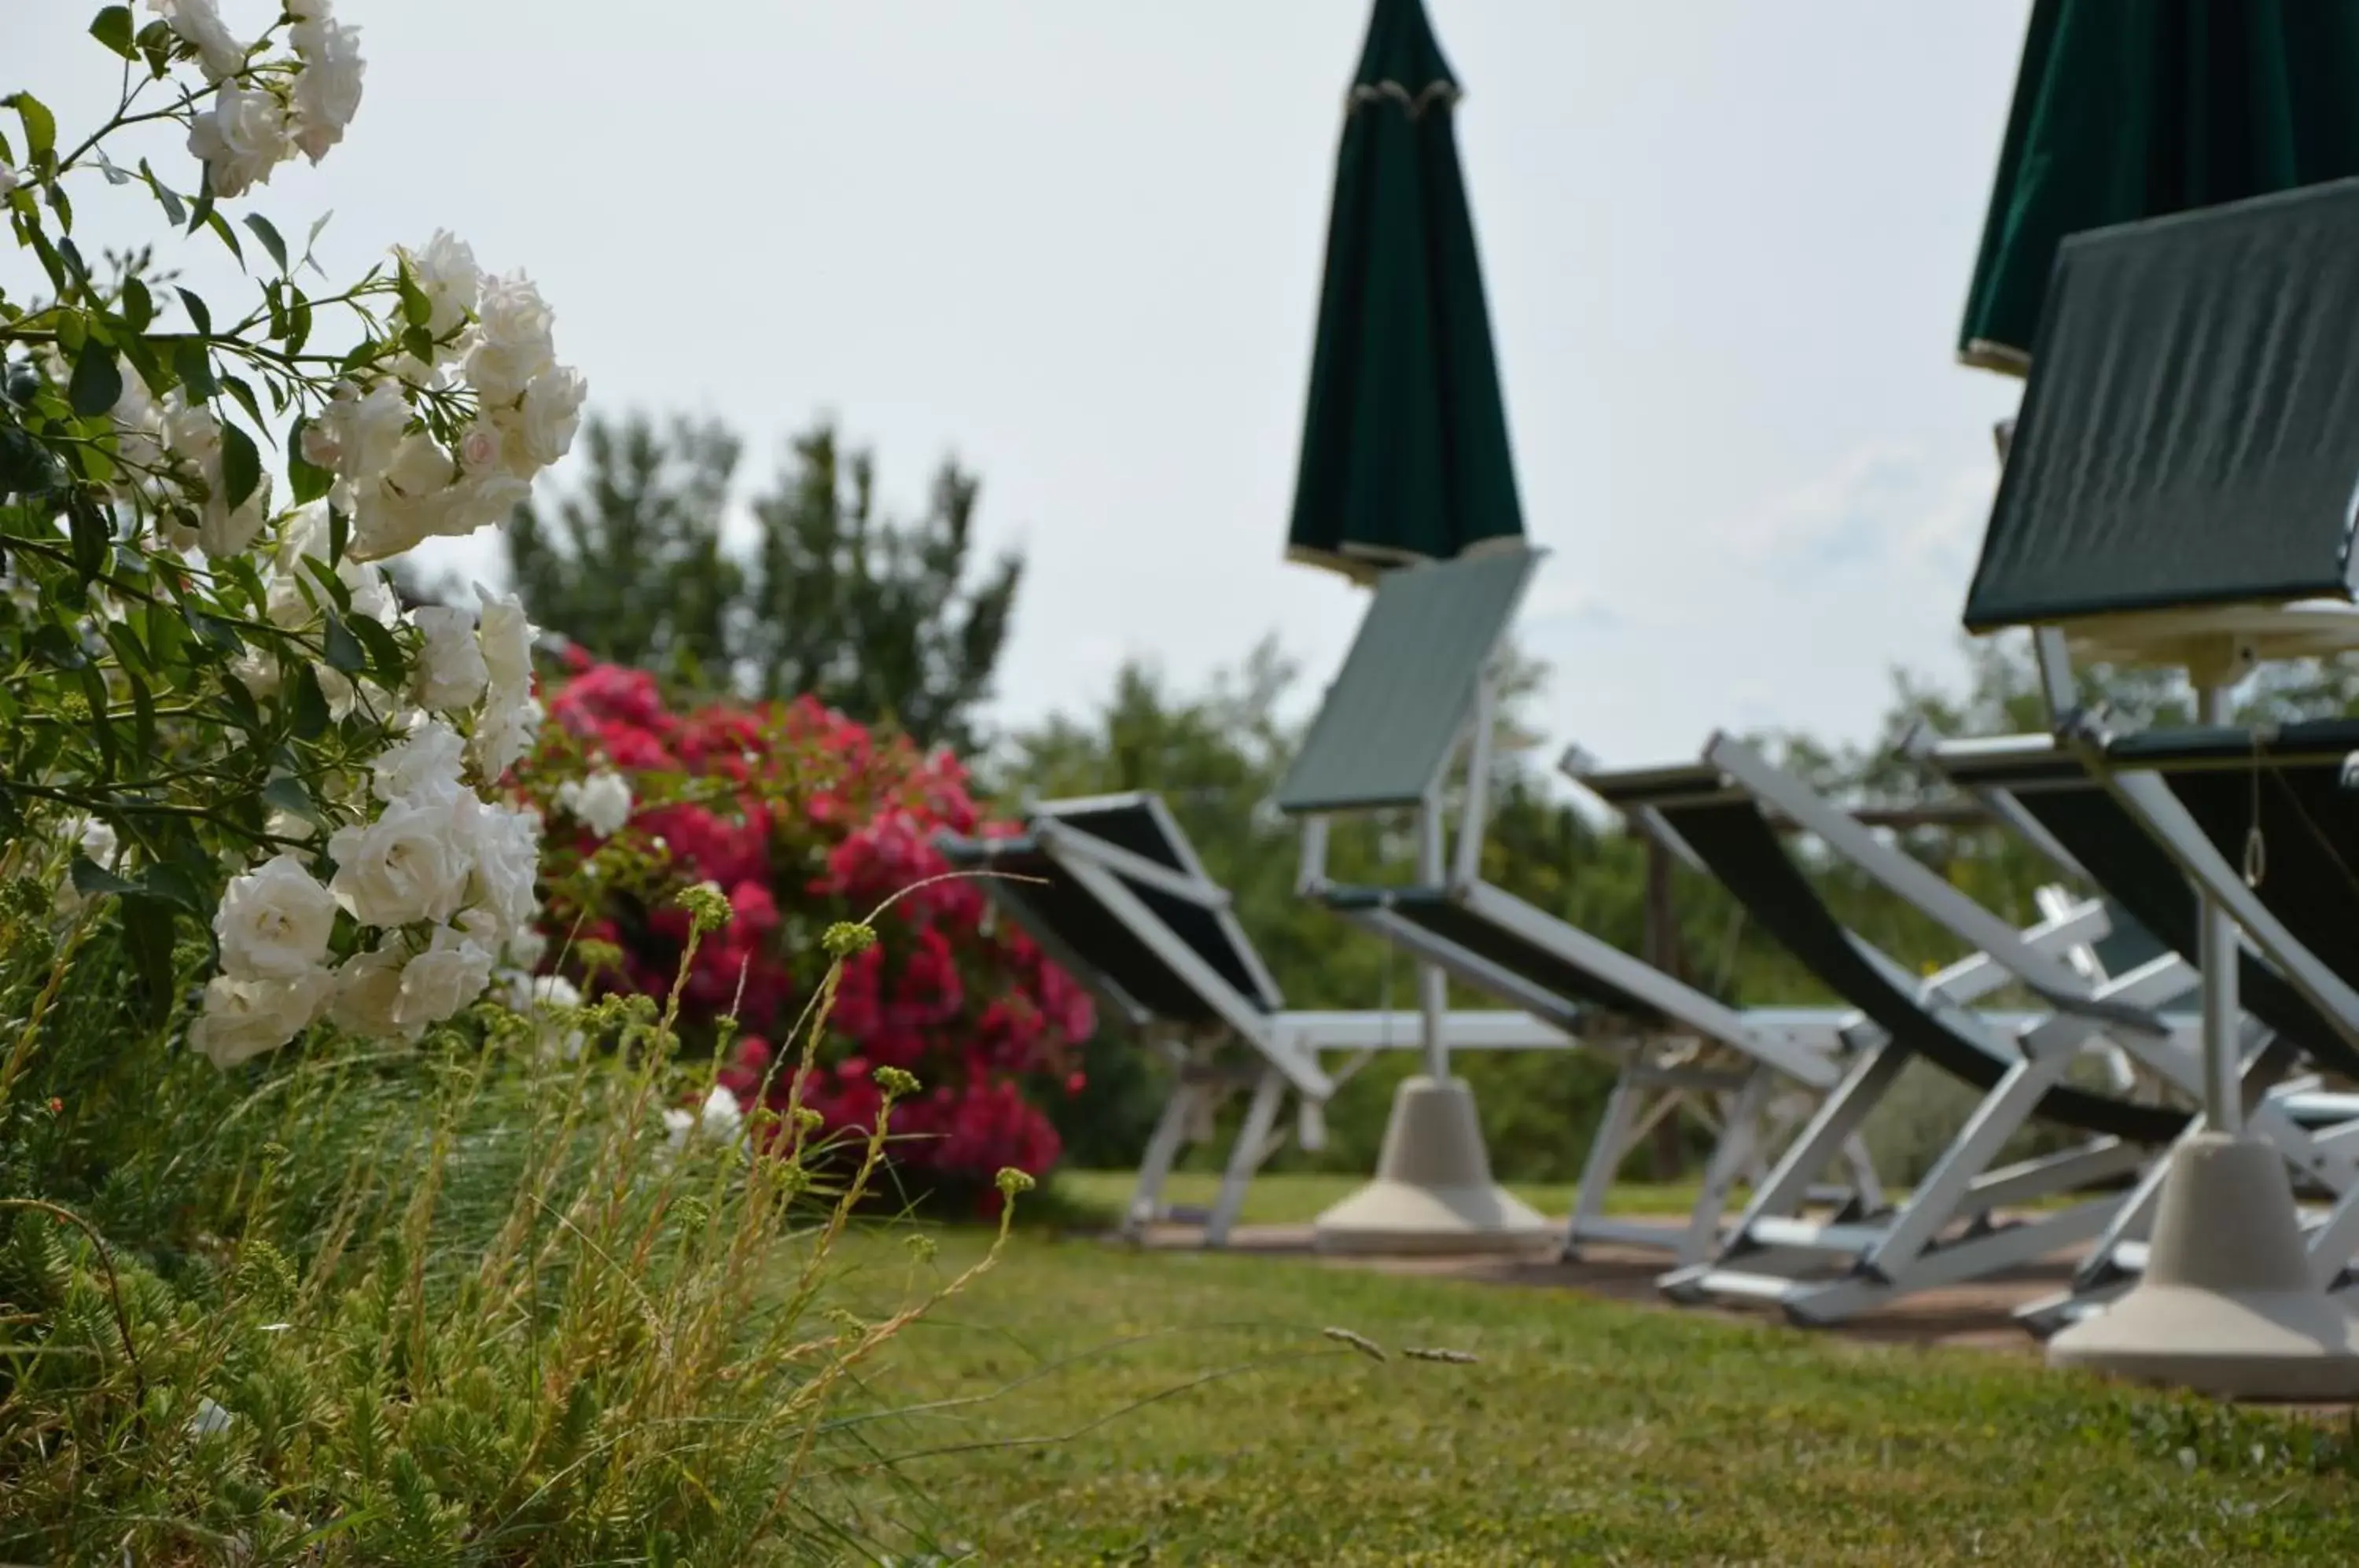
285, 289, 312, 355
89, 6, 136, 58
288, 419, 333, 505
66, 497, 109, 582
120, 898, 178, 1029
327, 502, 348, 564
134, 19, 173, 76
142, 159, 185, 226
220, 373, 265, 433
301, 552, 352, 613
322, 610, 366, 675
138, 861, 206, 913
396, 259, 432, 329
400, 325, 436, 366
204, 210, 245, 267
289, 662, 330, 739
77, 665, 117, 777
174, 286, 212, 337
67, 337, 122, 417
172, 337, 217, 399
244, 213, 289, 273
220, 420, 261, 509
7, 94, 57, 166
70, 853, 139, 899
124, 664, 156, 758
183, 602, 244, 655
121, 275, 153, 333
262, 775, 326, 832
350, 613, 404, 686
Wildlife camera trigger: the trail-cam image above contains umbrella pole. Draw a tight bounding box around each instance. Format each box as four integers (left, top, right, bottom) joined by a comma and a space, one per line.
2195, 679, 2243, 1135
1416, 802, 1450, 1082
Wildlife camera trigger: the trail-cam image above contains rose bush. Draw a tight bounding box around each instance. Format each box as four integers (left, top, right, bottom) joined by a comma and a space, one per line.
525, 653, 1096, 1205
1, 1, 587, 1077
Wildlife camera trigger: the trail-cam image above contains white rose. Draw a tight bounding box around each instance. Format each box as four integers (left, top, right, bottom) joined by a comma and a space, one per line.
149, 0, 248, 82
112, 370, 165, 470
315, 379, 411, 485
535, 973, 582, 1011
474, 585, 536, 697
469, 801, 542, 939
513, 366, 587, 471
190, 970, 333, 1069
392, 924, 496, 1032
198, 477, 270, 559
407, 605, 488, 712
213, 852, 338, 981
228, 647, 282, 699
328, 942, 414, 1041
385, 430, 455, 499
265, 808, 317, 843
345, 560, 400, 628
556, 770, 633, 839
666, 1085, 744, 1150
162, 399, 222, 474
437, 471, 532, 539
326, 794, 473, 927
397, 230, 480, 343
456, 421, 502, 473
186, 82, 291, 200
348, 485, 443, 564
289, 6, 365, 164
505, 926, 549, 971
464, 273, 556, 404
0, 163, 16, 197
470, 690, 542, 782
370, 715, 469, 805
53, 818, 123, 921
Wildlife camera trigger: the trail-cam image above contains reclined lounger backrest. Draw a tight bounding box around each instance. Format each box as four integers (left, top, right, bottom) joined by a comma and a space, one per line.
1604, 782, 2186, 1144
1938, 741, 2359, 1083
1316, 882, 1651, 1025
935, 812, 1276, 1031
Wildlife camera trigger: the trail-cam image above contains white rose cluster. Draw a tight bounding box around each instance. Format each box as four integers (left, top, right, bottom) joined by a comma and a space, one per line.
164, 0, 365, 199
291, 233, 586, 565
193, 709, 545, 1068
190, 579, 554, 1069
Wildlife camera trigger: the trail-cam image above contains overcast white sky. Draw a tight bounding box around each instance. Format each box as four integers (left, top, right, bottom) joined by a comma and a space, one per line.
12, 0, 2036, 771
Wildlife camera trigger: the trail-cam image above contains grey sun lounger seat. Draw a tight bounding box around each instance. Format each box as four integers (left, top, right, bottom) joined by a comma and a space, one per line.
1931, 727, 2359, 1327
1274, 547, 1907, 1265
935, 791, 1574, 1246
1566, 751, 2216, 1325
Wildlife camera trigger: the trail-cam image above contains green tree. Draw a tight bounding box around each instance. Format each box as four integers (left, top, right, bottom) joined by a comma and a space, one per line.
506, 413, 745, 681
502, 414, 1025, 752
740, 421, 1021, 753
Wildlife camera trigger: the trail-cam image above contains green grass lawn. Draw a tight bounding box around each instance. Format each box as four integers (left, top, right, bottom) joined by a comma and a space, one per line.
825, 1200, 2359, 1563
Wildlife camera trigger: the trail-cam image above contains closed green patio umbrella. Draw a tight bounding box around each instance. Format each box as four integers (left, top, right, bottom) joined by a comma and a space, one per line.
1960, 0, 2359, 376
1285, 0, 1524, 584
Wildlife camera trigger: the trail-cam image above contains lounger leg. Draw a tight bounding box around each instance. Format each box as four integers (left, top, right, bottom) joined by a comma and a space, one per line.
2306, 1173, 2359, 1290
1206, 1069, 1288, 1249
1840, 1134, 1884, 1213
1861, 1031, 2083, 1280
1126, 1077, 1202, 1239
1565, 1061, 1646, 1259
1677, 1066, 1775, 1267
1730, 1040, 1912, 1234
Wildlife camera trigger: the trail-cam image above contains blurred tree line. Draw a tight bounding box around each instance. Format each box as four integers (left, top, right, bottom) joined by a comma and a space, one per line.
500, 413, 2359, 1186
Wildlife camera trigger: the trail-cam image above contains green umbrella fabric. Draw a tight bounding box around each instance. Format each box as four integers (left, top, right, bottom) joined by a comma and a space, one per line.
1960, 0, 2359, 377
1285, 0, 1525, 586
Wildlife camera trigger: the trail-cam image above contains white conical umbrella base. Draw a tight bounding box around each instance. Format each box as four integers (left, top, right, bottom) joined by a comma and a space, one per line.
1312, 1076, 1556, 1257
2048, 1133, 2359, 1401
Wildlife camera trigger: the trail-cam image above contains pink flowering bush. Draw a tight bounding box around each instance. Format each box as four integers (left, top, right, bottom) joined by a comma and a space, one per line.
526, 654, 1094, 1207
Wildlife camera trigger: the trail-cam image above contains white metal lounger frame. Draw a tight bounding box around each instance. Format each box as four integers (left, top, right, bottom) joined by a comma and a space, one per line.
1919, 729, 2359, 1331
1017, 792, 1581, 1248
1274, 574, 1897, 1268
1563, 741, 2248, 1326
